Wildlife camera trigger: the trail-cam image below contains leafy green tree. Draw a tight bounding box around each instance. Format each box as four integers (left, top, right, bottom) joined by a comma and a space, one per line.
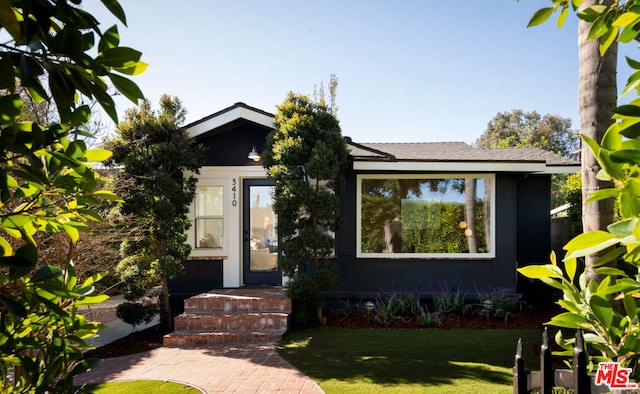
475, 110, 578, 157
519, 0, 640, 379
107, 95, 205, 330
262, 92, 349, 327
0, 0, 146, 391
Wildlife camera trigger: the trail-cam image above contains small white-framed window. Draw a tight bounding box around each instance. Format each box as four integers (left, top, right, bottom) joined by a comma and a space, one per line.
194, 185, 224, 249
356, 174, 495, 259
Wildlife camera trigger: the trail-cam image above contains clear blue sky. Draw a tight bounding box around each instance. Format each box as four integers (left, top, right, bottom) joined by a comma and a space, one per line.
86, 1, 633, 144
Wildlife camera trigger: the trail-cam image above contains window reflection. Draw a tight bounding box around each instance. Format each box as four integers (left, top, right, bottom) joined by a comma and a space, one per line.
249, 186, 278, 271
360, 177, 491, 255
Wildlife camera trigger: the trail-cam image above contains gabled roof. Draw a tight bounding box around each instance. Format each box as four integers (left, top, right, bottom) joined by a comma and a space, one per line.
185, 104, 580, 174
184, 102, 274, 138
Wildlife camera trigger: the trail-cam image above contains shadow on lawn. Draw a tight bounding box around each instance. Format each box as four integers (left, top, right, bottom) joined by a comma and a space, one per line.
277, 328, 543, 388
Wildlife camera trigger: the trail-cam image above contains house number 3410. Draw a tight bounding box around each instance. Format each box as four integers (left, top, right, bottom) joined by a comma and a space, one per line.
231, 178, 237, 206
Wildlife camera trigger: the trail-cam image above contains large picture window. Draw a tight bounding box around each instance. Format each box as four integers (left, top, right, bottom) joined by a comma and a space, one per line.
357, 174, 495, 258
195, 185, 224, 249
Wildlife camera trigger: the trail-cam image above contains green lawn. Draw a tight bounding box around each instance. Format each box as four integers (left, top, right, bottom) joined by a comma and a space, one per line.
278, 328, 545, 394
75, 380, 201, 393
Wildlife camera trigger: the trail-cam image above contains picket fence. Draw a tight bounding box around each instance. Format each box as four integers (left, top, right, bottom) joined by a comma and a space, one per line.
513, 327, 614, 394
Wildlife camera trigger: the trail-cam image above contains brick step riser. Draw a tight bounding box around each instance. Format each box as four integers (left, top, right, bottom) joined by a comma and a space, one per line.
163, 330, 285, 347
174, 314, 288, 331
184, 298, 291, 314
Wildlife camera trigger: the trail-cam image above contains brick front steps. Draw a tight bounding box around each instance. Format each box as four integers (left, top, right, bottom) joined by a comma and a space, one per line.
163, 288, 291, 347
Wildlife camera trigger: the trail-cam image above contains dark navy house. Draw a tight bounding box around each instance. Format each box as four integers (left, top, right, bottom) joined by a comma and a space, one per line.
168, 102, 579, 302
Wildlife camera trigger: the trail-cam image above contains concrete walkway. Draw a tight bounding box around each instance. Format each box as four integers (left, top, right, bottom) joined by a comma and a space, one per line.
75, 294, 324, 393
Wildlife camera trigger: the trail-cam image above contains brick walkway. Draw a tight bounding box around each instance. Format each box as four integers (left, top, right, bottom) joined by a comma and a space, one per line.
75, 341, 324, 393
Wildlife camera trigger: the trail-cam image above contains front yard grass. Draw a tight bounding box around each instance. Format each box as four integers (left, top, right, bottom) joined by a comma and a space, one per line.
278, 328, 544, 394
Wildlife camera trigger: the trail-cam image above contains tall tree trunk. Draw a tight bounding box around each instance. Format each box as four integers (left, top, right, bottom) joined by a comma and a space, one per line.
578, 0, 617, 282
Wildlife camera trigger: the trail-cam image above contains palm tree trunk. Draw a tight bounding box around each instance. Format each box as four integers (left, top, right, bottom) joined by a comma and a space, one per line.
578, 0, 617, 282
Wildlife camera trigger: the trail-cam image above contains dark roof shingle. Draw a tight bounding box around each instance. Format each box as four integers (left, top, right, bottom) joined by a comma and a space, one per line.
358, 142, 578, 166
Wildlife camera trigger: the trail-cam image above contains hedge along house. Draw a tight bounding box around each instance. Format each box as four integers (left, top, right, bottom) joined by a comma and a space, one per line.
168, 102, 580, 304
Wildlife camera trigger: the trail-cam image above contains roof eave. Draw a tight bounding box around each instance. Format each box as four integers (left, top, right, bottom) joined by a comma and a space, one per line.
352, 160, 552, 173
185, 103, 275, 138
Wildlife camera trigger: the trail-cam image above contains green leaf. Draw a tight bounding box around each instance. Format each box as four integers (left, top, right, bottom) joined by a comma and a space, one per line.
79, 272, 105, 288
98, 25, 120, 53
0, 237, 12, 256
557, 6, 568, 28
70, 105, 92, 127
108, 73, 144, 104
564, 230, 621, 260
528, 7, 554, 27
62, 224, 80, 243
610, 149, 640, 164
84, 149, 112, 162
115, 61, 149, 76
595, 267, 627, 276
585, 188, 619, 204
0, 0, 21, 41
92, 190, 123, 202
624, 294, 637, 319
548, 312, 589, 328
628, 56, 640, 70
90, 82, 118, 122
101, 0, 127, 25
590, 295, 613, 327
621, 71, 640, 97
588, 18, 609, 40
31, 266, 63, 283
578, 5, 608, 22
599, 26, 618, 56
75, 294, 109, 307
97, 47, 141, 68
0, 294, 26, 317
593, 246, 626, 267
608, 219, 638, 236
612, 104, 640, 117
2, 244, 38, 280
517, 264, 564, 280
0, 94, 22, 125
565, 257, 577, 283
614, 12, 640, 27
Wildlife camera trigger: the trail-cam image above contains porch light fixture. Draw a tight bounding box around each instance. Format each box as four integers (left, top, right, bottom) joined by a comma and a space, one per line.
248, 146, 261, 161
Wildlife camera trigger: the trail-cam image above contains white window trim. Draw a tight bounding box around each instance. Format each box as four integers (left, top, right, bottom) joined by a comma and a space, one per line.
356, 173, 496, 259
188, 178, 230, 257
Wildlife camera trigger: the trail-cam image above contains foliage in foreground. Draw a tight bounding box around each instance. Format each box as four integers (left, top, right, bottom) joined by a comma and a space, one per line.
519, 0, 640, 380
0, 0, 146, 392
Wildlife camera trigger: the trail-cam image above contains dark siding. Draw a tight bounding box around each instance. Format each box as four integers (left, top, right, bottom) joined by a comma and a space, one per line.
332, 172, 535, 295
169, 259, 223, 312
196, 120, 272, 167
515, 174, 552, 293
516, 174, 551, 265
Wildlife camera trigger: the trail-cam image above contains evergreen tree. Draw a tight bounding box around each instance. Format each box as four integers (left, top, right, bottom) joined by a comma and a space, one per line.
262, 92, 349, 327
107, 95, 205, 330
